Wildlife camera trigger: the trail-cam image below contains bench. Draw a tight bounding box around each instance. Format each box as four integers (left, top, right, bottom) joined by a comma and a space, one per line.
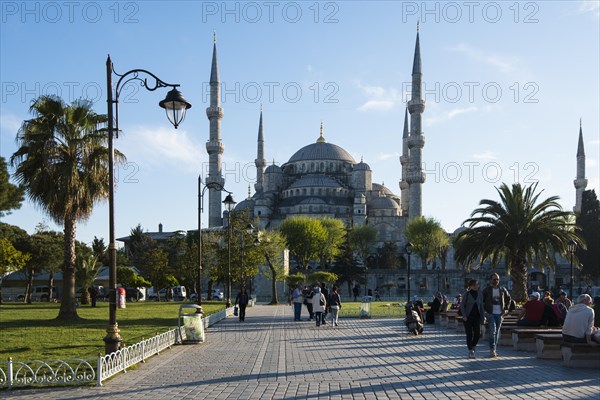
561, 342, 600, 368
447, 314, 459, 330
439, 312, 448, 327
536, 334, 563, 359
512, 329, 561, 352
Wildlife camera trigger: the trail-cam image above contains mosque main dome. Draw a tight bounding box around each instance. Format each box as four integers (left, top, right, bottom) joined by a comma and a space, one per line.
287, 132, 356, 164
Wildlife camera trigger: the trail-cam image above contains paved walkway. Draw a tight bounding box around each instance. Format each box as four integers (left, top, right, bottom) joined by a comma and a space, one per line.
5, 305, 599, 399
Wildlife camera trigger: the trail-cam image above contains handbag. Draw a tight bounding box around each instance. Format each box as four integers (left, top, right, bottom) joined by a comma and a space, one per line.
234, 305, 239, 316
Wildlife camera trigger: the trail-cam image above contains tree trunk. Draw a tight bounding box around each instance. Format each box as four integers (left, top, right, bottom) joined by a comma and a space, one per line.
26, 269, 34, 304
57, 217, 79, 320
48, 271, 54, 303
510, 258, 528, 302
268, 257, 278, 305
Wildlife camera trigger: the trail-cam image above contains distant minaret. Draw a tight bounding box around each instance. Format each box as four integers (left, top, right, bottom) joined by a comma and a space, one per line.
254, 106, 266, 193
399, 107, 410, 216
574, 119, 587, 213
407, 24, 426, 220
206, 33, 225, 227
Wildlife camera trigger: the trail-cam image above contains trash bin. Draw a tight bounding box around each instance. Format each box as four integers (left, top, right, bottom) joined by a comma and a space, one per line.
359, 296, 371, 319
178, 304, 205, 344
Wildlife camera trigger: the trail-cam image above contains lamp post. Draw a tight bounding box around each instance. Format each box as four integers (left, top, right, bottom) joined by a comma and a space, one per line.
104, 55, 191, 354
197, 176, 232, 312
568, 239, 576, 301
223, 194, 237, 308
405, 242, 413, 302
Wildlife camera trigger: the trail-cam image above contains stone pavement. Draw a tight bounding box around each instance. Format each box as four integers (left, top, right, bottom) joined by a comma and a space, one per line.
5, 305, 599, 399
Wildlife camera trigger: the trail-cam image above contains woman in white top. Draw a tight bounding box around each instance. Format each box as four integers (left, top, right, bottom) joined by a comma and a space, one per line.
312, 287, 326, 327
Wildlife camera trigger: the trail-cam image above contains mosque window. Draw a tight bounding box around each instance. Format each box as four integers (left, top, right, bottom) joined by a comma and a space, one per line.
320, 162, 324, 171
303, 189, 307, 195
310, 188, 314, 195
257, 211, 262, 216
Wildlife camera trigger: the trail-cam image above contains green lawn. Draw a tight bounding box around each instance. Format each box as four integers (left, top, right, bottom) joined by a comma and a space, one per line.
338, 301, 407, 319
0, 301, 225, 363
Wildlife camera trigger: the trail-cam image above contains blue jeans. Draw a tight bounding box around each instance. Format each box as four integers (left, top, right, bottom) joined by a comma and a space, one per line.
488, 313, 503, 350
293, 302, 302, 321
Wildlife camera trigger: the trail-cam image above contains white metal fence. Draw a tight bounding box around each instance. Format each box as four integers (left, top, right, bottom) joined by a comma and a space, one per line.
1, 308, 230, 390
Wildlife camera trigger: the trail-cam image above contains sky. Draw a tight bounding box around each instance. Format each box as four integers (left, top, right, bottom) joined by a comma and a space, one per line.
1, 1, 599, 247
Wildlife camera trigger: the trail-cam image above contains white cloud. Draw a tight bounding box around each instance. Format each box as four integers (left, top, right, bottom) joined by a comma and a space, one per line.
580, 1, 600, 18
449, 44, 517, 73
473, 151, 499, 160
425, 106, 478, 127
446, 106, 478, 119
118, 125, 204, 172
358, 100, 395, 112
0, 113, 22, 136
355, 82, 401, 112
378, 152, 400, 161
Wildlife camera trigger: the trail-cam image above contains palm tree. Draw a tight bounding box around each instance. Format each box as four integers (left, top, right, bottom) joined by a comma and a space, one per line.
454, 183, 585, 301
10, 95, 124, 320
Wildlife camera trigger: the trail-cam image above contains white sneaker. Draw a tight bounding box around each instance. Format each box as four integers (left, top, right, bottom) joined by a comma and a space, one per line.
469, 349, 475, 359
490, 349, 497, 358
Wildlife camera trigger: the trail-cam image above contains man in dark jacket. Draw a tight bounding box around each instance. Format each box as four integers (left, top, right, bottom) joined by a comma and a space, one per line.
235, 288, 250, 322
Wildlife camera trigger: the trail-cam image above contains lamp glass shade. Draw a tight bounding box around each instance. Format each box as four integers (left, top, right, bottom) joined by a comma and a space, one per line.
405, 242, 413, 255
159, 88, 192, 129
223, 194, 237, 210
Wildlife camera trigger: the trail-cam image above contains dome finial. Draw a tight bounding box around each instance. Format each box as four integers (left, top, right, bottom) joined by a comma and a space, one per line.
248, 184, 251, 199
213, 30, 217, 44
317, 121, 326, 143
361, 156, 364, 162
417, 21, 419, 33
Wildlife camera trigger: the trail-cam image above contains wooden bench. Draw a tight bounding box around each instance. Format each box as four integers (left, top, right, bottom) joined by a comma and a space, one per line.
447, 314, 459, 330
512, 329, 561, 352
536, 334, 563, 359
561, 342, 600, 368
439, 312, 448, 327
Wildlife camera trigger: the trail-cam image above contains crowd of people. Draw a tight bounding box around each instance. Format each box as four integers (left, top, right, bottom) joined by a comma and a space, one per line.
451, 273, 600, 359
292, 283, 342, 326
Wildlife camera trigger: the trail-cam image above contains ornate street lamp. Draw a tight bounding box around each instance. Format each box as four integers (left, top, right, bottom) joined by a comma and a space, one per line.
197, 176, 232, 312
104, 55, 191, 354
405, 242, 413, 302
223, 194, 237, 308
568, 239, 577, 301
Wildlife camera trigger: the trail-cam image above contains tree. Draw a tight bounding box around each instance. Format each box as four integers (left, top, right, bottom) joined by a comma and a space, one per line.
331, 238, 364, 295
0, 238, 30, 304
76, 254, 100, 304
405, 216, 449, 269
348, 225, 377, 267
317, 218, 346, 269
10, 96, 123, 319
258, 230, 287, 304
577, 190, 600, 282
92, 236, 108, 266
143, 247, 178, 301
454, 183, 584, 302
280, 216, 328, 270
0, 156, 24, 217
307, 271, 338, 285
117, 266, 152, 291
127, 224, 156, 271
376, 242, 401, 269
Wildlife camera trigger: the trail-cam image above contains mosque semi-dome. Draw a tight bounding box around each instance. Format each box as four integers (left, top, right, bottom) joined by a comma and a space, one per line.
369, 196, 400, 210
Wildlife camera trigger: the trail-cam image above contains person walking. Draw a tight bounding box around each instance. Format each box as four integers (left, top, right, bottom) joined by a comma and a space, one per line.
320, 283, 329, 325
292, 285, 303, 321
312, 287, 326, 327
482, 273, 512, 358
329, 285, 342, 327
235, 288, 250, 322
460, 279, 485, 359
304, 286, 314, 321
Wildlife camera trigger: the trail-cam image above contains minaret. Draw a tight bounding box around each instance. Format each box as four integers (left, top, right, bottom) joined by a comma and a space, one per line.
206, 32, 225, 227
254, 106, 266, 193
574, 119, 587, 213
399, 107, 410, 216
407, 24, 426, 220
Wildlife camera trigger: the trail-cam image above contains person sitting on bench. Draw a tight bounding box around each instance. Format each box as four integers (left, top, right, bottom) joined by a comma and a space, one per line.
562, 294, 598, 345
516, 292, 545, 326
